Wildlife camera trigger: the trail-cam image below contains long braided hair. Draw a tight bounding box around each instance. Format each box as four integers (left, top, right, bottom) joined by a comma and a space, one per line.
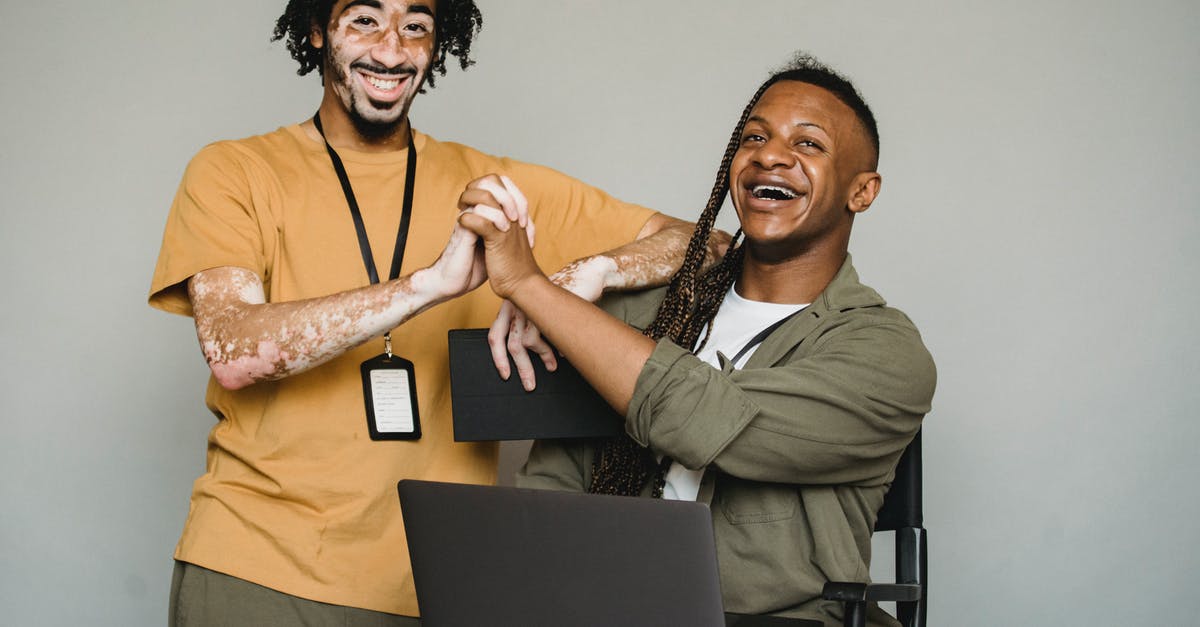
587, 54, 879, 497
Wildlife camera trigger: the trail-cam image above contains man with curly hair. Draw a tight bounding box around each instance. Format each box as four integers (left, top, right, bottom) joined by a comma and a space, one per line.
150, 1, 712, 624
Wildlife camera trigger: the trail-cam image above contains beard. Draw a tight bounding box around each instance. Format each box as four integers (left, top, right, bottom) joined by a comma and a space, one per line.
347, 94, 405, 140
326, 50, 422, 142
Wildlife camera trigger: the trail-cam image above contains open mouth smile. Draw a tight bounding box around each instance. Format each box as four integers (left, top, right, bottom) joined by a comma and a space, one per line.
363, 74, 402, 91
351, 62, 415, 98
750, 184, 800, 201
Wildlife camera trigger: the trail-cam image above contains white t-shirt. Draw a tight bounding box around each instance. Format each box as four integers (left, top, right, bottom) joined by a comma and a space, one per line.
660, 285, 807, 501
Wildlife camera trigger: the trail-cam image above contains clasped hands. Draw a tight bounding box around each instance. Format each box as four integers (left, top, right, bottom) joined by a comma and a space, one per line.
447, 174, 608, 390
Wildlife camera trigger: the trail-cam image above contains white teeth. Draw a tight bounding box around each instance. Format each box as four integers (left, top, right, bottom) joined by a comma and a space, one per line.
752, 185, 798, 200
365, 75, 400, 90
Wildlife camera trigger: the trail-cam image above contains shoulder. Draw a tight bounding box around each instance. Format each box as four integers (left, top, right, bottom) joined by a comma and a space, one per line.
183, 126, 307, 183
816, 257, 928, 343
750, 255, 935, 385
815, 302, 931, 365
804, 270, 936, 396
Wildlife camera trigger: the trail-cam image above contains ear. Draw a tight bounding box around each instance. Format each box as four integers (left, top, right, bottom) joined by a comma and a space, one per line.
311, 21, 325, 49
847, 172, 882, 214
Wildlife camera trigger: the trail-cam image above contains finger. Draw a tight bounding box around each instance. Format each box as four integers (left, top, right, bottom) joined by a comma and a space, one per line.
521, 321, 558, 373
456, 187, 501, 211
498, 175, 530, 229
498, 175, 535, 247
471, 176, 518, 224
457, 209, 503, 237
487, 304, 514, 380
507, 317, 538, 392
465, 204, 511, 232
456, 205, 508, 234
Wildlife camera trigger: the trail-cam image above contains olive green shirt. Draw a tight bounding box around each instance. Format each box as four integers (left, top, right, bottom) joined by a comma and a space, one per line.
517, 255, 936, 627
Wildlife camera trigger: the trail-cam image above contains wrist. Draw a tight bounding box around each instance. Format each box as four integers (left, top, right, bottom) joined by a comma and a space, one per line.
408, 267, 452, 304
504, 270, 553, 305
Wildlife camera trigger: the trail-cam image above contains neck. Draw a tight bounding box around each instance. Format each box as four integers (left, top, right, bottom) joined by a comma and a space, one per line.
311, 94, 412, 153
736, 243, 847, 304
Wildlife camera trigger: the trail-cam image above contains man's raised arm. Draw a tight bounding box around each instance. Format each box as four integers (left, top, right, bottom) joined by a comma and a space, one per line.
190, 211, 518, 390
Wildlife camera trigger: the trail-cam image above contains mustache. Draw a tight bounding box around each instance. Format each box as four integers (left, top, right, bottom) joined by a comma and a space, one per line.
350, 61, 417, 76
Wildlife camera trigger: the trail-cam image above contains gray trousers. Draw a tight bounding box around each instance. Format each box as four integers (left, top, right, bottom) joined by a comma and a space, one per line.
170, 561, 421, 627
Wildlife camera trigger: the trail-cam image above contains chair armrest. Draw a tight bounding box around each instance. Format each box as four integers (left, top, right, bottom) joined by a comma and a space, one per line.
822, 582, 922, 603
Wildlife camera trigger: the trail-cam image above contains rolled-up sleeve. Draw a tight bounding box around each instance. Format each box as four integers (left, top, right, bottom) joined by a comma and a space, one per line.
626, 319, 935, 487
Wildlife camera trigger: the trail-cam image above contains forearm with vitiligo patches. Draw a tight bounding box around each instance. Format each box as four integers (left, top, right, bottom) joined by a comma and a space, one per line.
598, 221, 730, 292
189, 266, 446, 390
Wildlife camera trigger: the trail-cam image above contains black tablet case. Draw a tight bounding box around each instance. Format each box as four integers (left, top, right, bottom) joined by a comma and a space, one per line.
448, 328, 624, 441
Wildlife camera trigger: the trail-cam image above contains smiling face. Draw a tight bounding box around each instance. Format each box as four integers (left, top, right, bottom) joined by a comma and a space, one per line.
312, 0, 437, 139
730, 80, 880, 263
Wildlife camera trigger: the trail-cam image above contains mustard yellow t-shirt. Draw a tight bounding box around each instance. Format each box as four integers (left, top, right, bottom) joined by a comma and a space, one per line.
148, 124, 655, 615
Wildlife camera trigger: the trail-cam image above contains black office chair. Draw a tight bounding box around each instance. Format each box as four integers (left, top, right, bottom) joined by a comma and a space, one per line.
822, 430, 926, 627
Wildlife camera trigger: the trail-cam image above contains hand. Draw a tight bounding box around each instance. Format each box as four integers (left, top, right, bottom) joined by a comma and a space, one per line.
457, 187, 545, 301
424, 204, 513, 300
424, 222, 486, 299
487, 301, 555, 390
485, 256, 616, 390
457, 174, 536, 247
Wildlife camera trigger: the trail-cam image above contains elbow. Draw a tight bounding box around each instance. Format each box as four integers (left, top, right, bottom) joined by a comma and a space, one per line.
200, 338, 287, 391
209, 363, 257, 391
636, 213, 687, 240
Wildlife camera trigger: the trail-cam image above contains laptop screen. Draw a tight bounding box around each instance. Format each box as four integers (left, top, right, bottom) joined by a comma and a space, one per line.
399, 479, 727, 627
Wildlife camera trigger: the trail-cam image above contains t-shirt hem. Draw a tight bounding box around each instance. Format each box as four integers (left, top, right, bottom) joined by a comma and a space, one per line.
173, 548, 421, 617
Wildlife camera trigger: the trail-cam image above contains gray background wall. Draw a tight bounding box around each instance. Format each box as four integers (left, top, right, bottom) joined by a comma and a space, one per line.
1, 1, 1196, 624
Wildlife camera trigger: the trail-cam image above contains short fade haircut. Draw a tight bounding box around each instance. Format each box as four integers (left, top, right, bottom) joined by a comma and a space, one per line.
272, 0, 483, 88
766, 53, 880, 165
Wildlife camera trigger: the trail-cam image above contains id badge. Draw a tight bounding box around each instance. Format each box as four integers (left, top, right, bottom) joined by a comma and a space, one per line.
361, 353, 421, 440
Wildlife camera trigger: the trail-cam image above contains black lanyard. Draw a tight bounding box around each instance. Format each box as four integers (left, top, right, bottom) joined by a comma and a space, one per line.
727, 307, 806, 365
312, 112, 417, 285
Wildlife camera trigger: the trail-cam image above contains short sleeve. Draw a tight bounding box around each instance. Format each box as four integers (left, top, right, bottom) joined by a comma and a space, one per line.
148, 143, 275, 316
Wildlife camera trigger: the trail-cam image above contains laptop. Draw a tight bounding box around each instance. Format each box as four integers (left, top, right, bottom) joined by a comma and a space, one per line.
447, 328, 623, 441
399, 479, 818, 627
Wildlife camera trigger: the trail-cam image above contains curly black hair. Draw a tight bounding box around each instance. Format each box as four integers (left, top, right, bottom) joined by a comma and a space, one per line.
271, 0, 482, 88
588, 53, 881, 497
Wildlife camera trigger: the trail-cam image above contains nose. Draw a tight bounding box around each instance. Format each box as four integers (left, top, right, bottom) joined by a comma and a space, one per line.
750, 137, 796, 170
370, 28, 408, 67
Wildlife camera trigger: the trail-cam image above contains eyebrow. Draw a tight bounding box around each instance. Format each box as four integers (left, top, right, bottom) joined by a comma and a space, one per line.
340, 0, 434, 17
408, 3, 434, 17
342, 0, 382, 10
746, 115, 829, 134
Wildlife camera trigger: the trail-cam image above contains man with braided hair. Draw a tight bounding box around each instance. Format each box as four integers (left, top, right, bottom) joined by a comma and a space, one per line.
150, 1, 714, 624
459, 54, 936, 626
